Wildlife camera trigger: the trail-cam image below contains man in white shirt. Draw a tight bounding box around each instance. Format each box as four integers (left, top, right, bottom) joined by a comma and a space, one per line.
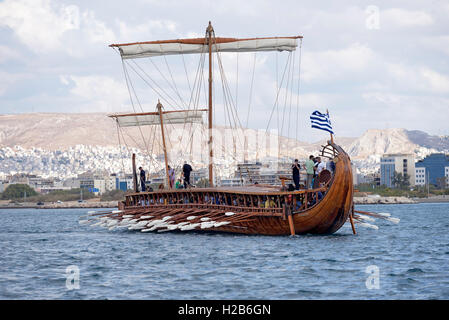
316, 157, 326, 175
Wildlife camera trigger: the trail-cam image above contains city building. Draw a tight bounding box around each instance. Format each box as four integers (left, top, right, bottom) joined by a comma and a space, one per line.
220, 177, 242, 187
446, 166, 449, 188
415, 167, 427, 186
63, 178, 81, 189
415, 153, 449, 188
356, 172, 380, 186
351, 163, 358, 186
0, 181, 7, 193
380, 154, 415, 187
115, 174, 134, 191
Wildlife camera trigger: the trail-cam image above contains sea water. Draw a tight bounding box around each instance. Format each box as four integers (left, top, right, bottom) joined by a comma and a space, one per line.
0, 203, 448, 299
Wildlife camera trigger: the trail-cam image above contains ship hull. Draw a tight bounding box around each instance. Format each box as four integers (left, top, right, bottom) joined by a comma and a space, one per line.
116, 142, 353, 236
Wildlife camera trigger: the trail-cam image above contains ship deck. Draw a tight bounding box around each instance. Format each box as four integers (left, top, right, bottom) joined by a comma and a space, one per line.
127, 185, 327, 196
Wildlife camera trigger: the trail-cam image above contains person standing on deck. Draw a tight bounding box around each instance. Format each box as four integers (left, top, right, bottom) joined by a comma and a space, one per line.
305, 155, 315, 189
138, 166, 146, 192
182, 162, 193, 188
292, 159, 301, 190
168, 165, 175, 189
316, 157, 326, 175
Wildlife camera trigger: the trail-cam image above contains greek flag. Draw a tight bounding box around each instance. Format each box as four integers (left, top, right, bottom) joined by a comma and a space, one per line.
310, 110, 334, 134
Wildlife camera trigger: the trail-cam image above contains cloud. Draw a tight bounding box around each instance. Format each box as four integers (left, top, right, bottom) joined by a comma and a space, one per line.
0, 0, 80, 53
382, 8, 434, 27
302, 43, 376, 83
387, 63, 449, 94
1, 0, 448, 140
0, 71, 32, 96
0, 0, 115, 55
0, 45, 22, 63
361, 92, 449, 130
420, 68, 449, 93
65, 75, 129, 112
116, 20, 177, 42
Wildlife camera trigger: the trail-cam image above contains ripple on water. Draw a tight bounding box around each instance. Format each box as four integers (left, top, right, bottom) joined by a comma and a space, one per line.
0, 204, 448, 299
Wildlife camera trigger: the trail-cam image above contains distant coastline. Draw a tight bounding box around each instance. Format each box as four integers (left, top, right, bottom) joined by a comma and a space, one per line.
1, 195, 449, 209
0, 200, 118, 209
354, 195, 449, 204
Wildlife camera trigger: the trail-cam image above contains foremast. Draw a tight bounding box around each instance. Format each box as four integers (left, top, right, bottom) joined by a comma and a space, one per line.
206, 22, 214, 187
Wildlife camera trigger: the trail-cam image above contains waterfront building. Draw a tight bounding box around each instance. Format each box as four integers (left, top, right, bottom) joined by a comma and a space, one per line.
446, 166, 449, 188
415, 167, 427, 186
0, 181, 7, 193
115, 173, 134, 191
220, 177, 242, 187
380, 154, 415, 187
351, 163, 358, 186
415, 153, 449, 187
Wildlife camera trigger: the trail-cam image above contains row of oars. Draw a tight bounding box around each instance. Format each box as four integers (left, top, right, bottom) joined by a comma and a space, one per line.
351, 209, 400, 230
79, 208, 258, 233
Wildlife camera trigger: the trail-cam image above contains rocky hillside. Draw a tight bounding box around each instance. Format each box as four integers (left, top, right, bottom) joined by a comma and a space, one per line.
0, 113, 448, 178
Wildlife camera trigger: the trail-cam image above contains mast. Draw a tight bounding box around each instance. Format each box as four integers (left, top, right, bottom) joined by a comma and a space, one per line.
207, 21, 214, 187
157, 101, 171, 189
132, 153, 138, 192
327, 109, 334, 144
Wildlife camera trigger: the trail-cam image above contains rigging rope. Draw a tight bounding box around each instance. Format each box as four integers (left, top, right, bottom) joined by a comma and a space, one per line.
245, 52, 257, 128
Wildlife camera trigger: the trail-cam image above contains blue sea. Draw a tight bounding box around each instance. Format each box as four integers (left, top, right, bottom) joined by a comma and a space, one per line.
0, 203, 448, 299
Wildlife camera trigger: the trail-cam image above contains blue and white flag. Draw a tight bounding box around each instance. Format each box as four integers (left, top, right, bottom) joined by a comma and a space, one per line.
310, 110, 334, 134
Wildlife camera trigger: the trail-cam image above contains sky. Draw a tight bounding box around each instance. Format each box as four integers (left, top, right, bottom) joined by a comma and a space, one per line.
0, 0, 448, 142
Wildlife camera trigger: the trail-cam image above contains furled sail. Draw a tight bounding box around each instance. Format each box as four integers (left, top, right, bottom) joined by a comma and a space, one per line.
109, 110, 205, 127
110, 37, 301, 59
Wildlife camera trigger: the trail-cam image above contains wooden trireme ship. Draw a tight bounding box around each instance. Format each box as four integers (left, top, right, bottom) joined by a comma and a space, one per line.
80, 22, 396, 235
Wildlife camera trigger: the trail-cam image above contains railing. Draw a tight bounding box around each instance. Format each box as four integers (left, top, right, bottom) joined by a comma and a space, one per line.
123, 142, 341, 216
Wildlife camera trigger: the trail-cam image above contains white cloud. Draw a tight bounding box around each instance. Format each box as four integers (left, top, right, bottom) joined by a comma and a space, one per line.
82, 11, 116, 44
420, 68, 449, 93
0, 0, 116, 54
0, 45, 22, 63
0, 71, 32, 96
116, 20, 177, 42
382, 8, 434, 27
0, 0, 80, 53
302, 43, 376, 82
387, 63, 449, 94
67, 75, 129, 112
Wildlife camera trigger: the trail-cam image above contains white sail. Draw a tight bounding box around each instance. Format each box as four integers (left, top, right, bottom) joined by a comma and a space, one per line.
113, 38, 299, 59
110, 110, 204, 127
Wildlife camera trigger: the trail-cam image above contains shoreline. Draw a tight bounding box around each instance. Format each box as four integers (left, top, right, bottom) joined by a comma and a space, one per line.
0, 200, 118, 209
1, 196, 448, 209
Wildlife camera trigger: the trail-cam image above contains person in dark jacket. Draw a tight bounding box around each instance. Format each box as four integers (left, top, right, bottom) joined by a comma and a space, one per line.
138, 166, 146, 192
182, 162, 193, 188
292, 159, 301, 190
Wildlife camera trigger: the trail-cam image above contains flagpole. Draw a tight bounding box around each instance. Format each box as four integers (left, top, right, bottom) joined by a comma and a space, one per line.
326, 109, 334, 144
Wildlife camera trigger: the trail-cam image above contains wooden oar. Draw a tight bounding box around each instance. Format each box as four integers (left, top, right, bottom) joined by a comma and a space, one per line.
355, 209, 400, 224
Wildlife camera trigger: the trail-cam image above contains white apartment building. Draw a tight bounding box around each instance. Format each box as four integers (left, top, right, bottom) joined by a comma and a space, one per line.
381, 154, 416, 187
446, 166, 449, 187
415, 167, 427, 186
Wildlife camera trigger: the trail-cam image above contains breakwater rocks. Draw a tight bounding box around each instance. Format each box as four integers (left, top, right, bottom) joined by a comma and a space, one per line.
354, 196, 417, 204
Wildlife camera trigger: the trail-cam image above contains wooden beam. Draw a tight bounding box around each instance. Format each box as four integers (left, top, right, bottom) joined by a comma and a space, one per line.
109, 36, 303, 48
132, 153, 138, 193
108, 109, 208, 118
157, 101, 171, 189
207, 21, 214, 187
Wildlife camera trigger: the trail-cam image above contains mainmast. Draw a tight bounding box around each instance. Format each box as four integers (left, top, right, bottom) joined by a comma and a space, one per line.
207, 21, 214, 187
157, 101, 171, 188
